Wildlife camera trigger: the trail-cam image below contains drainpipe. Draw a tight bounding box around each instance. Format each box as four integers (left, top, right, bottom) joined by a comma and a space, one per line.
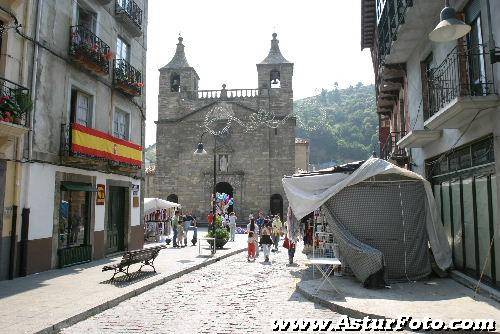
20, 0, 42, 277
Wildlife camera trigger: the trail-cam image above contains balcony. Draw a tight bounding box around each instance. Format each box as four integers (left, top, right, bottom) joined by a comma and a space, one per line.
397, 130, 442, 149
0, 77, 30, 153
377, 0, 443, 66
115, 0, 143, 37
61, 123, 142, 173
114, 59, 143, 96
381, 131, 409, 166
69, 26, 111, 76
425, 44, 499, 130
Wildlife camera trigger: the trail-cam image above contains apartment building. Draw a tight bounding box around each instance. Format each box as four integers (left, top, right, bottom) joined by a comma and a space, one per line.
361, 0, 500, 289
0, 0, 148, 280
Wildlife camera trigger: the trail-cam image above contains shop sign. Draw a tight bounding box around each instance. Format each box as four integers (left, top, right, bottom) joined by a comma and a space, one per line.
133, 196, 139, 207
96, 184, 105, 205
132, 184, 139, 196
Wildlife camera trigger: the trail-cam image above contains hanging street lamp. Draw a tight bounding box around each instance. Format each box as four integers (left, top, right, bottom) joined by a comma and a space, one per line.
429, 0, 471, 43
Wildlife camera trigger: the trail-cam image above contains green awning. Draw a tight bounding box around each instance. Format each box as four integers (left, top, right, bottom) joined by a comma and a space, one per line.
61, 182, 97, 192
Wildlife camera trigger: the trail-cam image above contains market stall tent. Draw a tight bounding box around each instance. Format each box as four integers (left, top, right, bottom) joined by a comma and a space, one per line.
144, 198, 181, 214
282, 158, 452, 286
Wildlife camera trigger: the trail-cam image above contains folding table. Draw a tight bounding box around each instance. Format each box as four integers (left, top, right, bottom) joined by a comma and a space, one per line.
309, 257, 342, 294
198, 237, 216, 255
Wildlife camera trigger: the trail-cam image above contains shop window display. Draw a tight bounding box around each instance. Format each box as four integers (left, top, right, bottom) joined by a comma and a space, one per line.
59, 190, 90, 249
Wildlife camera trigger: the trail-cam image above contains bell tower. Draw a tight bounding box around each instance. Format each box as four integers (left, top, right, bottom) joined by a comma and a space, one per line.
158, 36, 199, 119
257, 33, 293, 91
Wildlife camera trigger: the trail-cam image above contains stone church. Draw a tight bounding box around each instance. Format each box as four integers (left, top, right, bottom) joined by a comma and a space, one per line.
155, 33, 295, 220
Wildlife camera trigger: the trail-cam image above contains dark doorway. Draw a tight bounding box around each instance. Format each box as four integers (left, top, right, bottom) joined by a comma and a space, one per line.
215, 182, 233, 213
107, 186, 126, 254
0, 161, 7, 280
167, 194, 178, 204
270, 194, 283, 220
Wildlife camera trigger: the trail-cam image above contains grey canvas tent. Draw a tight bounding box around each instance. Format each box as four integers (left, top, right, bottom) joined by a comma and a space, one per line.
282, 158, 452, 286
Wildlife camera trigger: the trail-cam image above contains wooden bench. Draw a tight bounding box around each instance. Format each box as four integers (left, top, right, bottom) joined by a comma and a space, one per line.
102, 246, 164, 281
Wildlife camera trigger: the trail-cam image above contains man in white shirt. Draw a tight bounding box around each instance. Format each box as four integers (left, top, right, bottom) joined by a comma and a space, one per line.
228, 212, 237, 241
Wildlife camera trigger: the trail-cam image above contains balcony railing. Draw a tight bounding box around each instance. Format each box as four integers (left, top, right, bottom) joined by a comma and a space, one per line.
69, 25, 111, 75
426, 43, 496, 120
115, 0, 142, 33
0, 77, 30, 127
114, 59, 143, 96
381, 131, 408, 164
377, 0, 413, 65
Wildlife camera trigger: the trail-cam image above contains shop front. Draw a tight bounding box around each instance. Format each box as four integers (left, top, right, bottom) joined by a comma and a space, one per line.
57, 181, 95, 268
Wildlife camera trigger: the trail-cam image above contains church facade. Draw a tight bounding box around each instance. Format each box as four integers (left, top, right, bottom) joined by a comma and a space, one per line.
155, 34, 295, 220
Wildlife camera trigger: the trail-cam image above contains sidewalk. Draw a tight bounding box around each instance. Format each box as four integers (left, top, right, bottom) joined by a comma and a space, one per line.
0, 229, 247, 334
297, 271, 500, 329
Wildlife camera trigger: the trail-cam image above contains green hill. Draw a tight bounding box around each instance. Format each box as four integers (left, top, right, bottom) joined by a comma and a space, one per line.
295, 83, 378, 165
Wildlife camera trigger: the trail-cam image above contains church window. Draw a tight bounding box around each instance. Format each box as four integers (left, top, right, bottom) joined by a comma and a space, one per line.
270, 69, 281, 88
170, 73, 180, 92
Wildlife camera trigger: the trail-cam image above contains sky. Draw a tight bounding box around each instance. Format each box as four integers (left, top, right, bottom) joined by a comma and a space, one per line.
145, 0, 375, 146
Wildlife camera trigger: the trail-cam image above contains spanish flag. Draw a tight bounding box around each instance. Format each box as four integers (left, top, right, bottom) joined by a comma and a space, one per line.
71, 123, 142, 167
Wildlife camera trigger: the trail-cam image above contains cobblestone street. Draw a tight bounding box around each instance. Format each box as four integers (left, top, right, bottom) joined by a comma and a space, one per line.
62, 247, 342, 334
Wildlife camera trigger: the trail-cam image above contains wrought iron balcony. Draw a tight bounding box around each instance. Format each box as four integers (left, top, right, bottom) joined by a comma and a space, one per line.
0, 77, 30, 128
115, 0, 143, 37
114, 59, 143, 96
69, 26, 111, 76
426, 43, 496, 121
381, 131, 408, 165
377, 0, 413, 66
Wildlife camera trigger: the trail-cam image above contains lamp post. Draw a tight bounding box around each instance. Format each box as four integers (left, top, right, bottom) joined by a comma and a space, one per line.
194, 131, 217, 254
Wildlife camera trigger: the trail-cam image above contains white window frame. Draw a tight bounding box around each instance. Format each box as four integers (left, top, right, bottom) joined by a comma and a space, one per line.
113, 107, 130, 140
72, 0, 100, 35
116, 36, 130, 62
67, 80, 96, 128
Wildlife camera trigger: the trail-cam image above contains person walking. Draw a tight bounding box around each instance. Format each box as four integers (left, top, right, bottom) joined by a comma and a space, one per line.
183, 213, 193, 246
207, 210, 214, 227
247, 231, 257, 262
287, 238, 296, 265
272, 215, 282, 252
171, 211, 180, 248
259, 225, 274, 262
178, 215, 185, 247
228, 212, 237, 241
247, 217, 259, 257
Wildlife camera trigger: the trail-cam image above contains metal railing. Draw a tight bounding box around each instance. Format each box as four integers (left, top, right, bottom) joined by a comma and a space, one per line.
0, 77, 30, 127
381, 131, 407, 161
377, 0, 413, 65
69, 25, 110, 75
427, 43, 496, 119
114, 59, 142, 96
115, 0, 143, 30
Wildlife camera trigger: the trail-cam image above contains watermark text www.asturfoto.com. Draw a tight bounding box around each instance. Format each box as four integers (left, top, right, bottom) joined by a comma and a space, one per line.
272, 316, 496, 332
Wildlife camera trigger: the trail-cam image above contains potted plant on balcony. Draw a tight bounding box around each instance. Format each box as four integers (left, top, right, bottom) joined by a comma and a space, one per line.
0, 95, 21, 123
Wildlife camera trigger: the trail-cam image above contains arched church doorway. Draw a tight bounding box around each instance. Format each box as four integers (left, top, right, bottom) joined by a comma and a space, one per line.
270, 194, 283, 220
167, 194, 178, 204
215, 182, 233, 213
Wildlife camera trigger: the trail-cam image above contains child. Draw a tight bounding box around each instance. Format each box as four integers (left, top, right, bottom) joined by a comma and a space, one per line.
247, 231, 257, 261
259, 225, 274, 262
